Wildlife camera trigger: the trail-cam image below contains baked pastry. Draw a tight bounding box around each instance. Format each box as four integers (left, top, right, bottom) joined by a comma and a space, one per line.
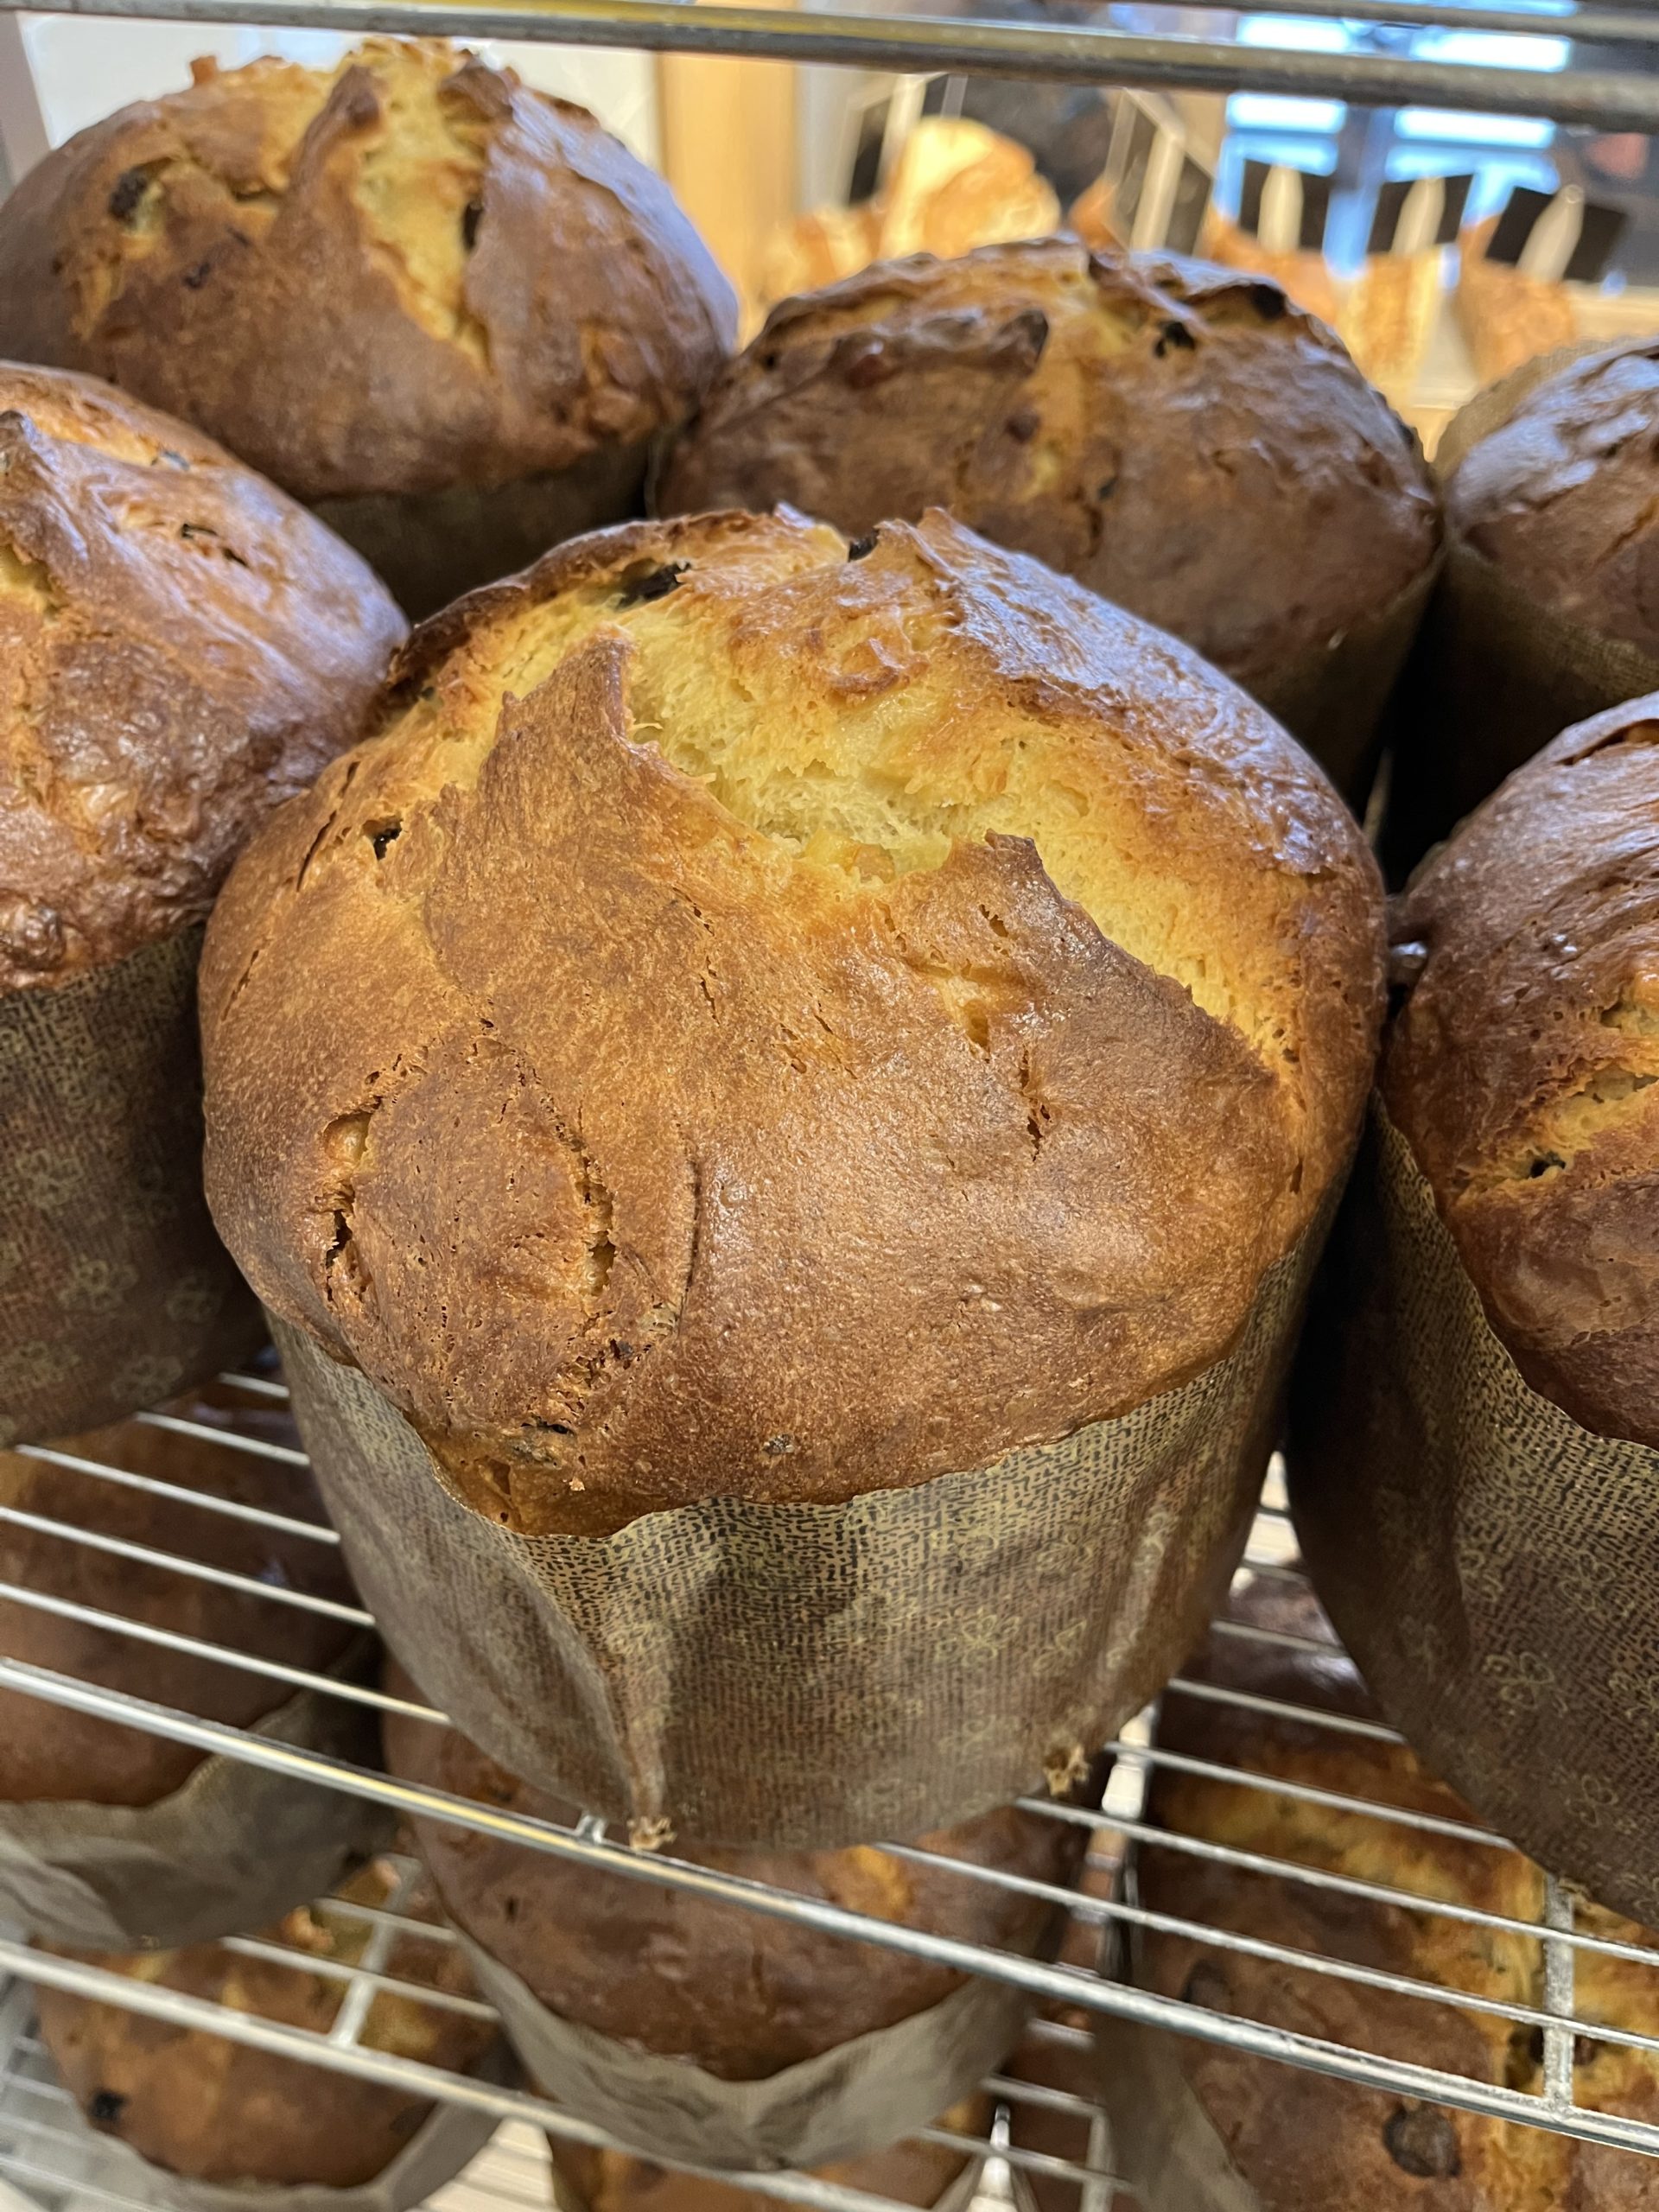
1109, 1577, 1659, 2208
0, 38, 737, 614
1447, 338, 1659, 667
548, 2101, 988, 2212
659, 240, 1440, 788
385, 1689, 1085, 2083
202, 505, 1382, 1535
1456, 216, 1579, 386
0, 365, 400, 996
36, 1859, 502, 2190
1384, 697, 1659, 1440
1336, 251, 1440, 408
0, 1384, 356, 1808
0, 363, 401, 1447
204, 505, 1380, 1839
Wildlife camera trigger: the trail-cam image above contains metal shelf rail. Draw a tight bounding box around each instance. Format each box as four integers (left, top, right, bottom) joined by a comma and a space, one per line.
6, 0, 1659, 129
0, 1375, 1654, 2212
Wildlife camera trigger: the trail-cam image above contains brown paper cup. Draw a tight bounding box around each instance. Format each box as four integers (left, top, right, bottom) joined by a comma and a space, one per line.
544, 2110, 987, 2212
270, 1209, 1322, 1850
462, 1929, 1034, 2174
314, 442, 651, 620
1287, 1101, 1659, 1929
3, 2069, 507, 2212
0, 1638, 393, 1948
1248, 557, 1440, 807
1095, 2005, 1263, 2212
0, 927, 262, 1450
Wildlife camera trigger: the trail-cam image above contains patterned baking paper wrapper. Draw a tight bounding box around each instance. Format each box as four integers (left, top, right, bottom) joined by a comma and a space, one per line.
0, 926, 263, 1450
314, 442, 651, 620
270, 1196, 1326, 1852
1095, 1994, 1265, 2212
543, 2113, 988, 2212
0, 2056, 510, 2212
457, 1915, 1045, 2175
0, 1637, 393, 1949
1287, 1100, 1659, 1929
1248, 556, 1440, 807
1394, 342, 1659, 853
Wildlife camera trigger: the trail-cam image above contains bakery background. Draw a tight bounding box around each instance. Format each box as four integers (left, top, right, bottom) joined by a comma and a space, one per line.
0, 9, 1656, 2212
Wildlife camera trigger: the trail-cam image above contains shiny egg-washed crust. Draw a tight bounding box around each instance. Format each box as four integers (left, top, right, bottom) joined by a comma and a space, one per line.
200, 507, 1383, 1535
0, 39, 736, 503
660, 240, 1440, 698
384, 1687, 1083, 2082
1386, 694, 1659, 1447
0, 1383, 356, 1808
1135, 1580, 1659, 2209
547, 2102, 988, 2212
36, 1862, 500, 2188
0, 362, 403, 993
1448, 340, 1659, 661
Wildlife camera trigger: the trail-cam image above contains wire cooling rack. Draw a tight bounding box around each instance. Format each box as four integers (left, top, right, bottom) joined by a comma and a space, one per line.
1, 1372, 1658, 2212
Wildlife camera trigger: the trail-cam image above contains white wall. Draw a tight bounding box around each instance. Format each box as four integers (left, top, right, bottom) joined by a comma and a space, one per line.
8, 16, 659, 170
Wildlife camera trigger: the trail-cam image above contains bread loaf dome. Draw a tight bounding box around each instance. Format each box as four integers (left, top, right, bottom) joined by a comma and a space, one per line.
660, 241, 1440, 783
200, 507, 1383, 1535
35, 1861, 500, 2189
385, 1688, 1084, 2082
0, 40, 736, 613
1447, 340, 1659, 660
1386, 692, 1659, 1445
0, 1385, 356, 1808
0, 363, 401, 994
1112, 1580, 1659, 2209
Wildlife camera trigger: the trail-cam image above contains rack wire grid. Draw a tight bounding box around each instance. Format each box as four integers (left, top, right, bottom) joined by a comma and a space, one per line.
9, 0, 1659, 130
0, 1370, 1655, 2212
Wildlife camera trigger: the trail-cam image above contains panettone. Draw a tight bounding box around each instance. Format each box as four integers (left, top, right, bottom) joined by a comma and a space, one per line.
0, 363, 400, 995
0, 1384, 357, 1808
35, 1859, 500, 2189
660, 240, 1439, 779
200, 505, 1382, 1537
0, 40, 736, 613
1116, 1580, 1659, 2208
1446, 339, 1659, 664
385, 1688, 1084, 2082
1383, 693, 1659, 1445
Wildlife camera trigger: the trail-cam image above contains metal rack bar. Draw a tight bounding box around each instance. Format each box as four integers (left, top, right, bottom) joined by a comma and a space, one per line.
0, 1505, 372, 1628
14, 1444, 339, 1544
131, 1412, 308, 1468
5, 0, 1659, 129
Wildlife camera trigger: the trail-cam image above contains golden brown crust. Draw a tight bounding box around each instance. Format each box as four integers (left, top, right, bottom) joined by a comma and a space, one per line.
660, 239, 1439, 698
549, 2101, 988, 2212
200, 507, 1382, 1533
1447, 340, 1659, 663
385, 1684, 1082, 2081
0, 1382, 358, 1806
1133, 1581, 1659, 2209
36, 1860, 500, 2187
1385, 695, 1659, 1446
0, 361, 403, 991
0, 40, 735, 504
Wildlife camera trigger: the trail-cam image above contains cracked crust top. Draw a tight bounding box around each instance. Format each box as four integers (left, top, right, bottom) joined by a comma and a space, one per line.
1447, 340, 1659, 661
200, 507, 1383, 1534
1388, 694, 1659, 1444
660, 239, 1440, 698
0, 362, 404, 993
0, 39, 737, 503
